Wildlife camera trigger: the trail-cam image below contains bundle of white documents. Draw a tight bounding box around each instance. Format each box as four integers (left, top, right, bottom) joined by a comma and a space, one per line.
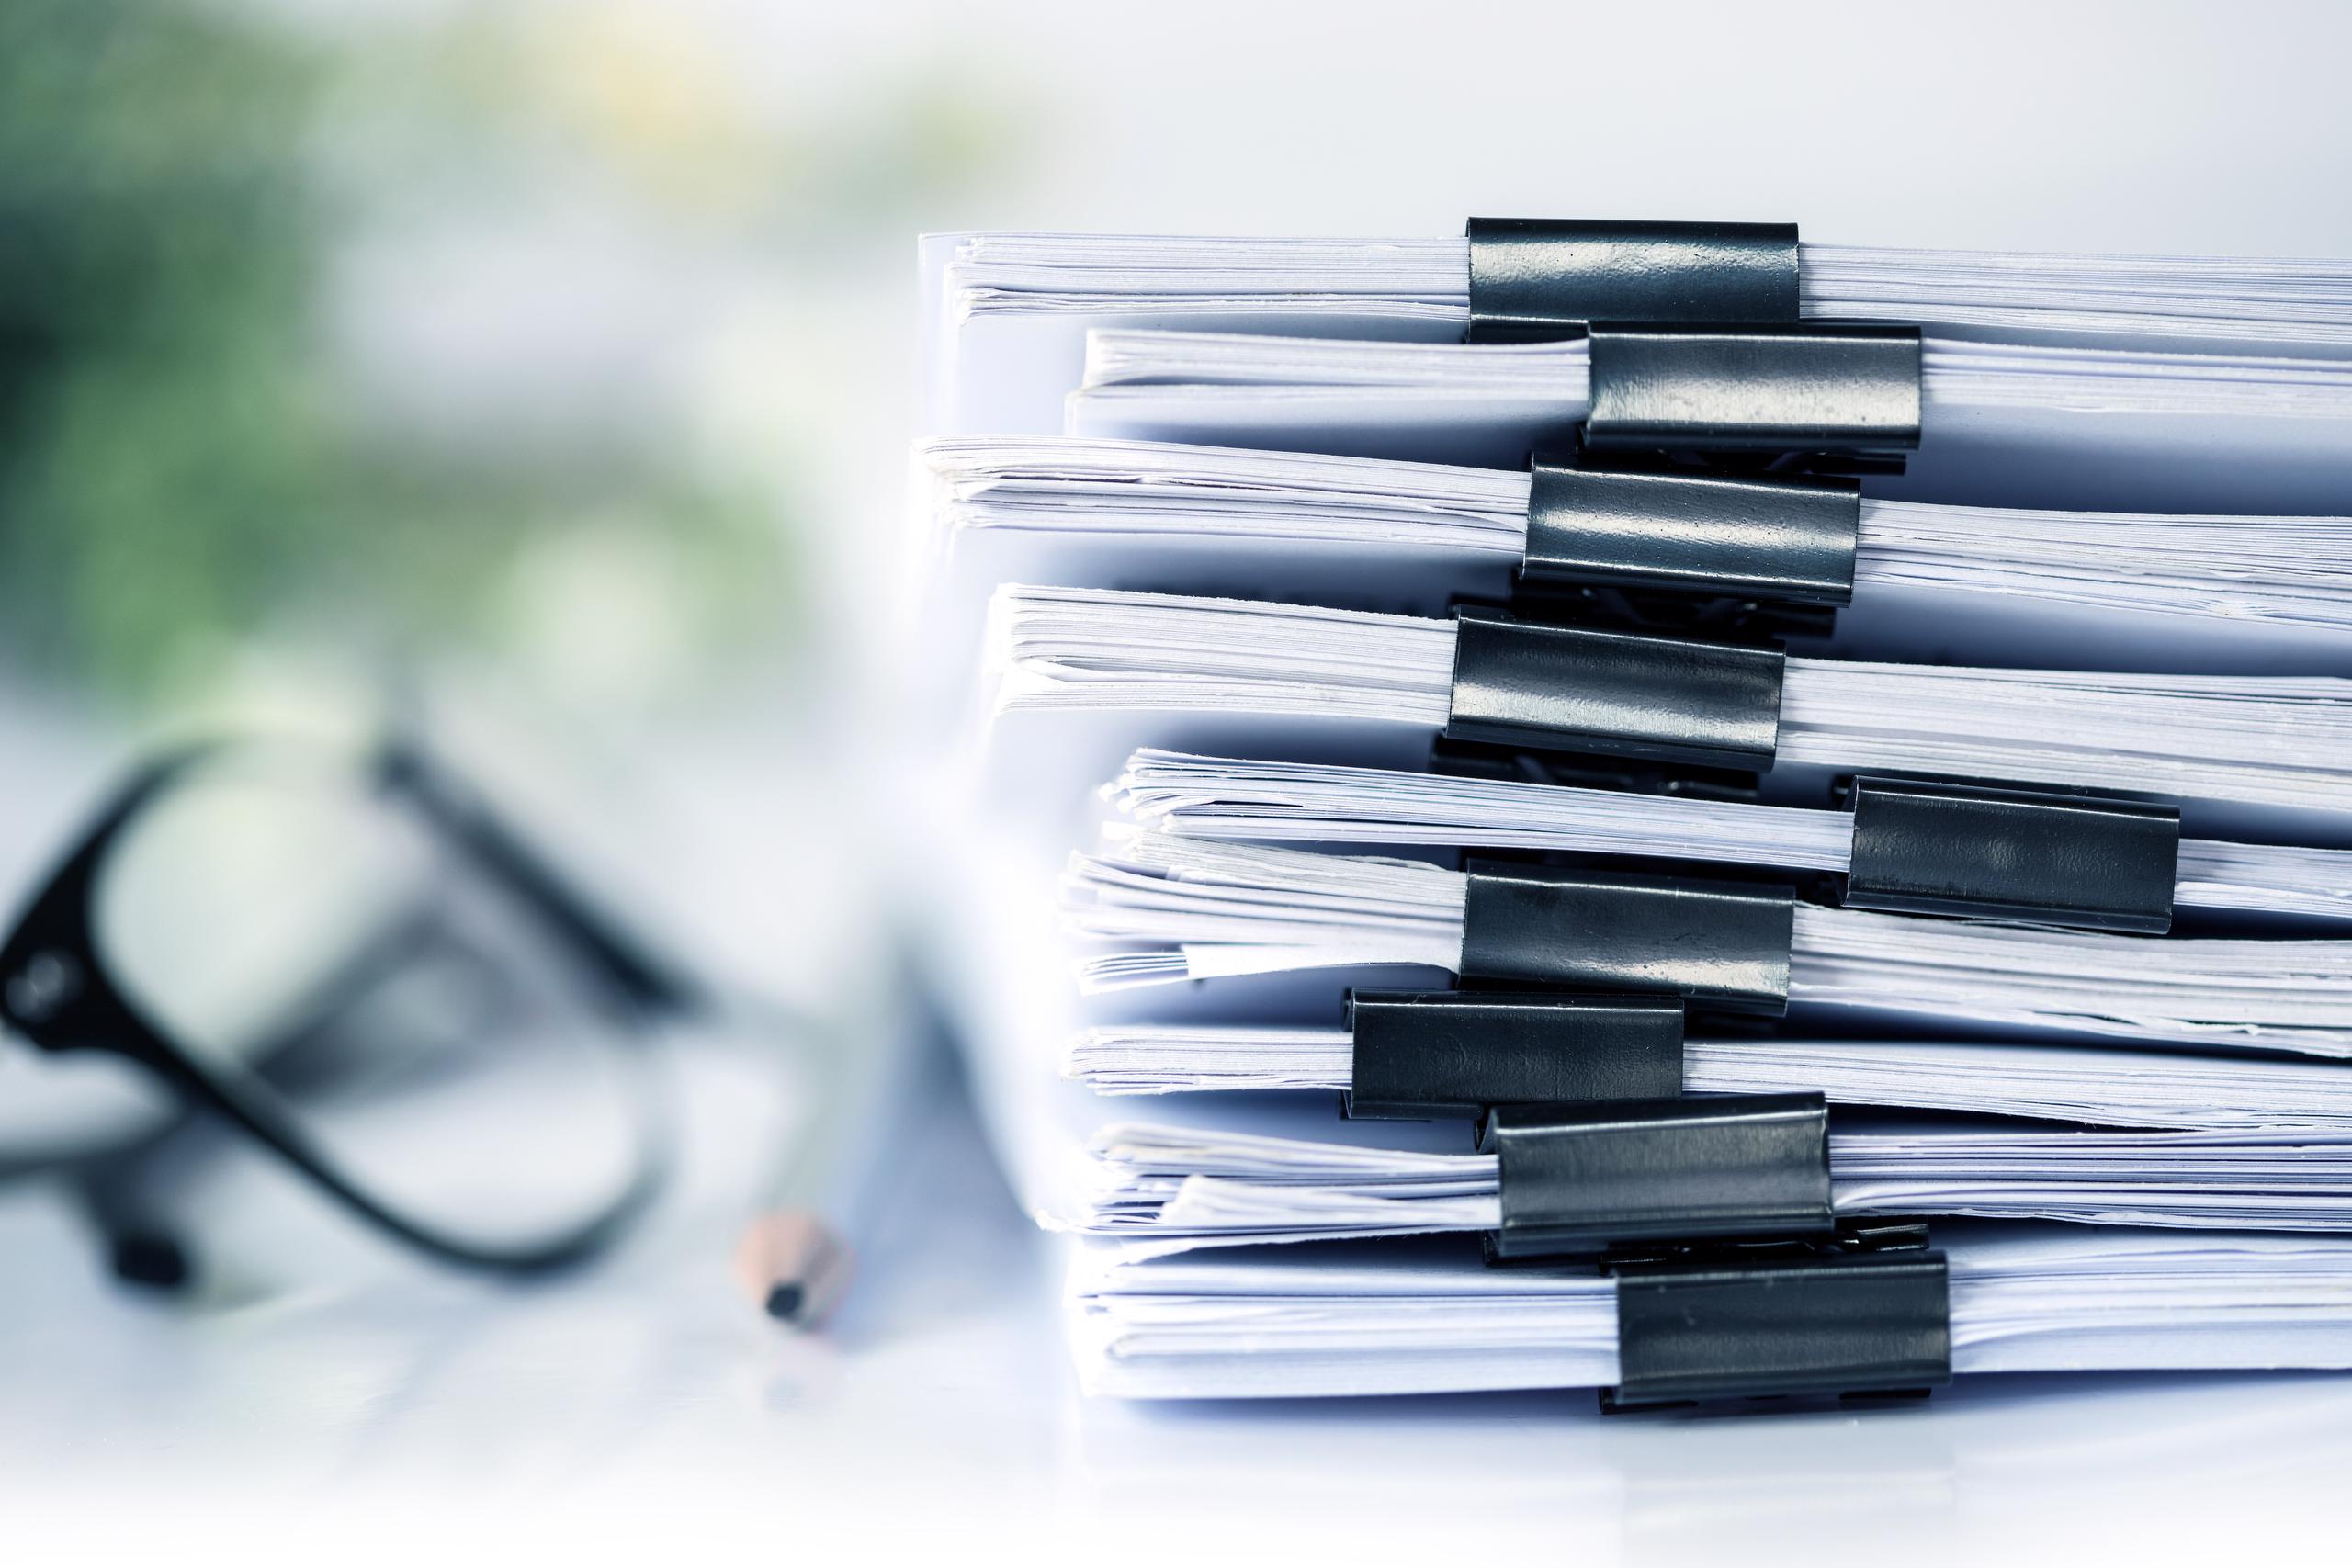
944, 232, 2352, 347
1074, 1226, 2352, 1399
987, 584, 2352, 841
1062, 330, 2352, 513
923, 231, 2352, 512
921, 436, 2352, 673
1060, 831, 2352, 1052
1102, 750, 2352, 925
910, 226, 2352, 1403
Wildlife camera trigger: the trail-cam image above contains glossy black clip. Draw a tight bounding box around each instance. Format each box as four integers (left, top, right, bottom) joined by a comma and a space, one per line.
1582, 323, 1922, 464
1521, 448, 1861, 605
1459, 859, 1795, 1015
1606, 1248, 1952, 1410
1428, 736, 1767, 805
1464, 218, 1801, 344
1503, 578, 1842, 647
1477, 1092, 1833, 1261
1603, 1217, 1933, 1272
1444, 607, 1785, 773
1342, 988, 1685, 1121
1843, 776, 2182, 934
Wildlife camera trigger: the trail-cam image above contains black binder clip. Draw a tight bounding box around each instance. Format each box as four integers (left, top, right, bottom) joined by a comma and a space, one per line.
1464, 218, 1802, 343
1341, 988, 1685, 1121
1503, 578, 1840, 648
1477, 1092, 1834, 1261
1602, 1216, 1934, 1271
1841, 775, 2183, 934
1443, 606, 1787, 773
1582, 322, 1922, 477
1458, 859, 1797, 1014
1603, 1247, 1952, 1411
1427, 736, 1768, 805
1518, 446, 1861, 608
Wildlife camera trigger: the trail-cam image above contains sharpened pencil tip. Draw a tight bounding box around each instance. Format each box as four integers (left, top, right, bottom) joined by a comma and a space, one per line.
736, 1210, 854, 1329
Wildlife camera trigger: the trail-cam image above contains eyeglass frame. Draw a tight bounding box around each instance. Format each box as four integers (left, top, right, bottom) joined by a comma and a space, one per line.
0, 734, 697, 1275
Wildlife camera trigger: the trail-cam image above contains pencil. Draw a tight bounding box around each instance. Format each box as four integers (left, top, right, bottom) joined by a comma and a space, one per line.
733, 969, 931, 1329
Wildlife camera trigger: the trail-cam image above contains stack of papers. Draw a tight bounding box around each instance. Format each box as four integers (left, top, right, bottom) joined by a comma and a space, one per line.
922, 436, 2352, 671
1073, 1227, 2352, 1398
1061, 830, 2352, 1053
990, 584, 2352, 828
1065, 1031, 2352, 1130
1061, 330, 2352, 514
1073, 1120, 2352, 1251
925, 231, 2352, 512
912, 226, 2352, 1403
1103, 750, 2352, 923
944, 233, 2352, 347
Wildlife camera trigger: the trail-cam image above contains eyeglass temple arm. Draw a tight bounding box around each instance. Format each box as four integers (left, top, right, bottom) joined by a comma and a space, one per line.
72, 1126, 198, 1290
379, 742, 702, 1020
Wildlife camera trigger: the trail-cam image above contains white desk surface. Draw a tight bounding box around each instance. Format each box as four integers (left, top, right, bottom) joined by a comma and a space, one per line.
9, 1021, 2352, 1562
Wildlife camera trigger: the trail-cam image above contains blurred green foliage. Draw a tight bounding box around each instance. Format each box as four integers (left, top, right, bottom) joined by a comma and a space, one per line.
1, 0, 318, 691
0, 0, 790, 704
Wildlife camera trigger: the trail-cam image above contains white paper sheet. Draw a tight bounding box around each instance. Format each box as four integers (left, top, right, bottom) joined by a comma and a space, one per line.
991, 584, 2352, 838
1063, 1030, 2352, 1131
1074, 1119, 2352, 1252
1070, 1225, 2352, 1399
946, 233, 2352, 351
934, 231, 2352, 410
1061, 831, 2352, 1055
1061, 327, 2352, 516
919, 434, 2352, 676
1102, 750, 2352, 924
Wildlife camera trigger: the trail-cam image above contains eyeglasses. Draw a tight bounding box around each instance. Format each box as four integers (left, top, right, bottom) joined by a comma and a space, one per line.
0, 735, 693, 1279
